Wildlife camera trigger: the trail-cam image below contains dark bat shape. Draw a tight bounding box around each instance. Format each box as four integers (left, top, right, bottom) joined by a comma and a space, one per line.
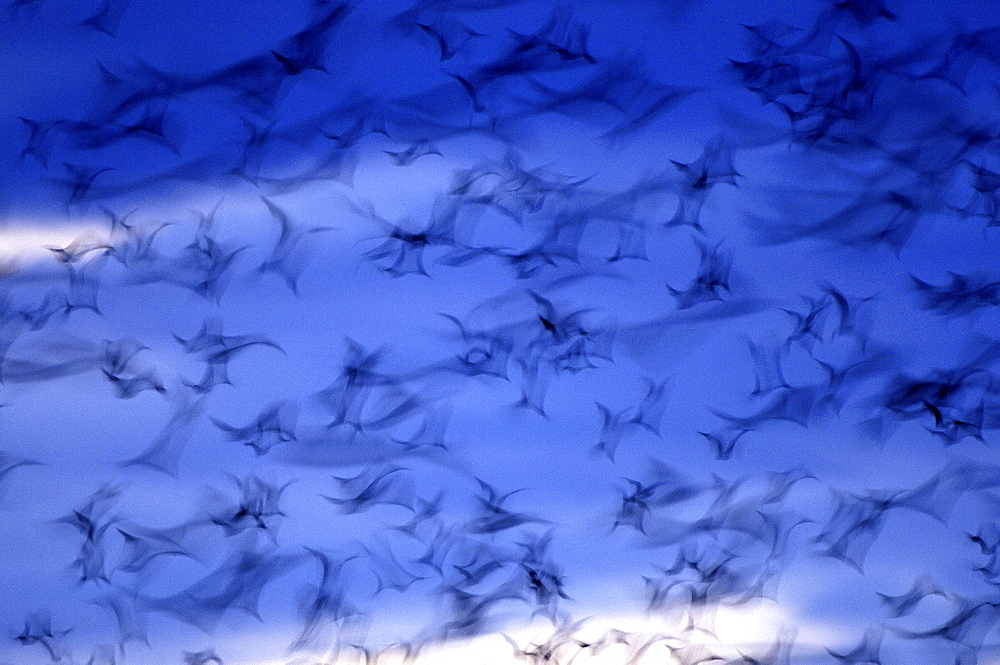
467, 477, 551, 533
593, 401, 639, 461
18, 116, 67, 166
90, 588, 149, 652
698, 427, 750, 461
911, 271, 1000, 316
15, 611, 71, 662
183, 648, 224, 665
101, 338, 149, 375
209, 401, 298, 456
415, 18, 485, 61
0, 450, 42, 501
323, 465, 416, 514
613, 478, 662, 534
102, 368, 166, 399
140, 549, 305, 632
207, 475, 293, 540
290, 546, 361, 651
877, 575, 948, 618
825, 626, 884, 664
666, 237, 734, 309
435, 313, 515, 379
114, 524, 193, 575
118, 392, 205, 476
384, 139, 442, 166
50, 163, 113, 207
361, 540, 429, 594
891, 599, 1000, 648
257, 196, 337, 294
77, 0, 133, 37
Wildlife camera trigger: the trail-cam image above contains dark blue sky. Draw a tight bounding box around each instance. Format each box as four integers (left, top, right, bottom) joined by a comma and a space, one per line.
2, 0, 1000, 663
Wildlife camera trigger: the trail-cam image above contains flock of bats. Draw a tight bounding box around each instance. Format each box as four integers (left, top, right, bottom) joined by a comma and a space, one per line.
2, 0, 1000, 662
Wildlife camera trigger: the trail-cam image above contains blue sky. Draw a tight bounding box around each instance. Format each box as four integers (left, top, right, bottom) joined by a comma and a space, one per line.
2, 0, 1000, 663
